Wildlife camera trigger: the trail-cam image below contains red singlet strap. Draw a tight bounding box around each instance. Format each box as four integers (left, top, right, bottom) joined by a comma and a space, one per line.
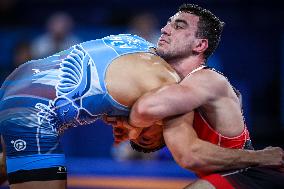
202, 174, 234, 189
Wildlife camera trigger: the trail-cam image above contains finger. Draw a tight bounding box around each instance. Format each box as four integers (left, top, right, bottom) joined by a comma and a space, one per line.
103, 120, 114, 126
103, 116, 117, 124
114, 132, 128, 140
120, 120, 134, 130
114, 140, 125, 146
114, 136, 128, 145
116, 119, 124, 127
114, 127, 126, 134
106, 117, 117, 122
114, 139, 122, 145
114, 134, 128, 140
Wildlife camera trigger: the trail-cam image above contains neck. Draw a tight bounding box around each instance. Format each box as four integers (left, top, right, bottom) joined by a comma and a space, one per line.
167, 56, 205, 79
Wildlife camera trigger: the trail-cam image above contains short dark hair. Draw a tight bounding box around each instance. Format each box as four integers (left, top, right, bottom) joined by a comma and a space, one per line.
178, 3, 225, 59
130, 140, 166, 153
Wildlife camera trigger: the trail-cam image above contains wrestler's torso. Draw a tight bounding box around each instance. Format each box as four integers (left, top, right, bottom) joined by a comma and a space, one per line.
0, 34, 179, 134
188, 67, 252, 149
193, 111, 252, 149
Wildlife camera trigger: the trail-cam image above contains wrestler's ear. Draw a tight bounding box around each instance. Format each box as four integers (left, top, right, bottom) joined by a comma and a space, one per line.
192, 39, 208, 54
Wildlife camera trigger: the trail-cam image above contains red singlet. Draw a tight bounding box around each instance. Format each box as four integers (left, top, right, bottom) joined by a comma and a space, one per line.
193, 111, 250, 149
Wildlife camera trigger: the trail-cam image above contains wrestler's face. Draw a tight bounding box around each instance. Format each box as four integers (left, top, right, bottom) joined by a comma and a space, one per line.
157, 12, 200, 61
132, 124, 164, 150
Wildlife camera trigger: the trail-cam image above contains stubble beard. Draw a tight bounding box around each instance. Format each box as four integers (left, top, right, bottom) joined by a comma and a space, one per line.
157, 45, 193, 63
157, 46, 178, 63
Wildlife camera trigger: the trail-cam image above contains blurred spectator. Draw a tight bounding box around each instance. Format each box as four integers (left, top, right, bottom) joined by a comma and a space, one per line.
0, 40, 32, 84
0, 0, 17, 26
13, 40, 32, 68
127, 12, 160, 44
31, 12, 80, 59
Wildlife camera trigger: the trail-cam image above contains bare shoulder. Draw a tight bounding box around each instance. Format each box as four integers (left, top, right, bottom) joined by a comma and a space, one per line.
106, 52, 180, 107
181, 68, 230, 95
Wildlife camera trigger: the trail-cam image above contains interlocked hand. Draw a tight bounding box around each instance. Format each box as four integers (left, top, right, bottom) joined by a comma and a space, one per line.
103, 116, 143, 145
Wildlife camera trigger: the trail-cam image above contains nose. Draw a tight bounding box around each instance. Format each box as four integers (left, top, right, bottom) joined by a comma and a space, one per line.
161, 23, 171, 35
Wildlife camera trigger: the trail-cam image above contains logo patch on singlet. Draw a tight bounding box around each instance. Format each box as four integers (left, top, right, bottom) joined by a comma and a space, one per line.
11, 139, 26, 151
103, 34, 154, 54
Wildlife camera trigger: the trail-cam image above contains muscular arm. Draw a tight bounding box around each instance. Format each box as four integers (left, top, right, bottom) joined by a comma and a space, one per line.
164, 113, 284, 175
129, 70, 224, 127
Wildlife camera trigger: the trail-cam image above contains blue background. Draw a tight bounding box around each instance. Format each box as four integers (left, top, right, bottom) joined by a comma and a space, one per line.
0, 1, 283, 187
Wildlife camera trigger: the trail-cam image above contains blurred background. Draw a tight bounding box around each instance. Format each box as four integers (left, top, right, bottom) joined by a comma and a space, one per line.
0, 0, 283, 188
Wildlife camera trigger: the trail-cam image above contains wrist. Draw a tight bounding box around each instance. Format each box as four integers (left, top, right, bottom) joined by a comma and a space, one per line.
244, 150, 262, 166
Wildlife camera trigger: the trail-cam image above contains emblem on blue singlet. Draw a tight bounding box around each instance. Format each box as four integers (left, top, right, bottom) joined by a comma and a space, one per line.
35, 45, 102, 133
103, 34, 154, 54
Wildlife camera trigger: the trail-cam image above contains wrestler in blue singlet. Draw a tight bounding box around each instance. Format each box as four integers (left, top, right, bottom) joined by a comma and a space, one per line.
0, 34, 155, 183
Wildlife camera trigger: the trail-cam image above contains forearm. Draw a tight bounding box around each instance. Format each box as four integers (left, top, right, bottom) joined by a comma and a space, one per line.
163, 113, 275, 175
181, 139, 262, 174
129, 84, 196, 127
129, 91, 168, 127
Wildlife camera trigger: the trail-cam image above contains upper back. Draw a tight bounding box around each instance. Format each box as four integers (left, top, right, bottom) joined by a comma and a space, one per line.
0, 34, 157, 100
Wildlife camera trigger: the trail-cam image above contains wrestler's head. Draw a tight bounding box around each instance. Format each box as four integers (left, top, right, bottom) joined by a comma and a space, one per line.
157, 3, 224, 61
130, 125, 165, 153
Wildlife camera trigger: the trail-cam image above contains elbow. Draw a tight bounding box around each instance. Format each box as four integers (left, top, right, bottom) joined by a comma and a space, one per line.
179, 154, 201, 171
176, 144, 204, 172
130, 95, 164, 127
132, 97, 159, 119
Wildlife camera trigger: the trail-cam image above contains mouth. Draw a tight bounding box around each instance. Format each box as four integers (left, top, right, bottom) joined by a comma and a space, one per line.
158, 37, 169, 45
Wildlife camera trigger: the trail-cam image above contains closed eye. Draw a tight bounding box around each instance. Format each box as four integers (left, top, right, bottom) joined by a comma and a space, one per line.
139, 137, 154, 146
142, 136, 151, 142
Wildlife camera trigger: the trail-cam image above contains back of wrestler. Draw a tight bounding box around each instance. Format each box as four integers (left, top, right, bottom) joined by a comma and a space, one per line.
0, 34, 179, 189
